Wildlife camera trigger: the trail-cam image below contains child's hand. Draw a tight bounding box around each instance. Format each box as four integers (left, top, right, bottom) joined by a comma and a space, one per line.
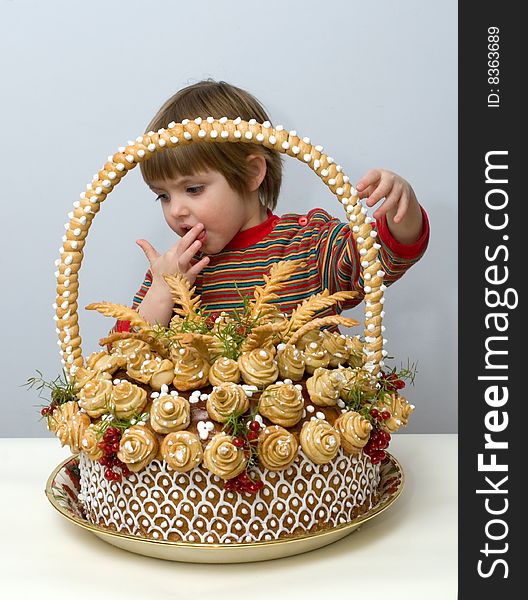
136, 223, 210, 290
356, 168, 417, 224
356, 168, 423, 244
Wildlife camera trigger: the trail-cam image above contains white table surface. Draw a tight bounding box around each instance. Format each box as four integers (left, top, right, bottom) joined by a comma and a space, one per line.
1, 434, 457, 599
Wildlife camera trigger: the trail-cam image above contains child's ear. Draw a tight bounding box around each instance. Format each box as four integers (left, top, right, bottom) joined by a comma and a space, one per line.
246, 154, 267, 192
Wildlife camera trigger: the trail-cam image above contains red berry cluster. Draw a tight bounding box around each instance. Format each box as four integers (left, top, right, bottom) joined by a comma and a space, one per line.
97, 427, 131, 482
232, 419, 261, 447
234, 324, 248, 336
369, 407, 391, 422
204, 311, 221, 330
380, 372, 406, 391
224, 470, 264, 495
41, 403, 59, 417
363, 429, 391, 464
224, 420, 264, 495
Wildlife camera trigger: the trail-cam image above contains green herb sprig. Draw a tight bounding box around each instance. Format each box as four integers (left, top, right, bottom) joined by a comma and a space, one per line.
340, 360, 417, 424
222, 406, 261, 470
23, 369, 77, 418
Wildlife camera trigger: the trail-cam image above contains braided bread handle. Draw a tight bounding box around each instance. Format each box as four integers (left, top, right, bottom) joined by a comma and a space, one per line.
53, 118, 386, 376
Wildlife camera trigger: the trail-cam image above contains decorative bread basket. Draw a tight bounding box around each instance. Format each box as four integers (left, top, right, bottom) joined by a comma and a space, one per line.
37, 117, 414, 560
54, 117, 386, 375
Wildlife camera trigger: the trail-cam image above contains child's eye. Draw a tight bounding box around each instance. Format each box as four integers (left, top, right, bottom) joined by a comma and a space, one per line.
155, 194, 169, 202
187, 185, 204, 195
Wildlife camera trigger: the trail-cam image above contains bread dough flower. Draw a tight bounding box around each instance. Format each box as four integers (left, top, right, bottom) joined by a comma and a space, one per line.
296, 329, 324, 349
111, 380, 147, 419
334, 411, 372, 454
304, 342, 330, 374
258, 425, 299, 471
80, 422, 104, 461
206, 383, 249, 423
161, 431, 203, 472
117, 425, 159, 472
306, 367, 345, 407
126, 350, 154, 384
171, 346, 210, 391
142, 357, 175, 391
276, 344, 305, 381
78, 378, 113, 418
150, 393, 190, 433
50, 401, 90, 454
377, 393, 415, 433
208, 357, 241, 386
322, 331, 350, 367
346, 336, 364, 368
110, 338, 150, 359
203, 432, 247, 480
300, 419, 341, 464
238, 348, 279, 388
72, 366, 110, 392
297, 331, 329, 374
86, 350, 125, 374
259, 383, 304, 427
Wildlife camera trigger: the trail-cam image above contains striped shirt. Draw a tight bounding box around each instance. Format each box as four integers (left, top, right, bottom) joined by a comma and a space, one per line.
115, 207, 429, 331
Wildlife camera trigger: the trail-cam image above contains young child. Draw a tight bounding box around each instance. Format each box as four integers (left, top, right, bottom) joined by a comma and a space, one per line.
115, 79, 429, 332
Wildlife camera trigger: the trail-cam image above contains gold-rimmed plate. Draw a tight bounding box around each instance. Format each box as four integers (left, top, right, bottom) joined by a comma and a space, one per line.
45, 454, 404, 563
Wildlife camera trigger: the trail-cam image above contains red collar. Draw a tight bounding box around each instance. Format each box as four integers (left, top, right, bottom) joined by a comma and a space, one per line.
223, 210, 279, 251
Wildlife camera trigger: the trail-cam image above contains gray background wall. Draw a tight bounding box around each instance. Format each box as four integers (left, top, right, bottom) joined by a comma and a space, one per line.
0, 0, 457, 437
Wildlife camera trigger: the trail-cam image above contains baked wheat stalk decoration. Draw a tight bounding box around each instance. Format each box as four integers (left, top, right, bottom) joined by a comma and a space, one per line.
163, 273, 202, 320
85, 302, 152, 333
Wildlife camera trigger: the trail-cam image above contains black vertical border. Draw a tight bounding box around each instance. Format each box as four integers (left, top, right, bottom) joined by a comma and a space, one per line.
459, 2, 521, 597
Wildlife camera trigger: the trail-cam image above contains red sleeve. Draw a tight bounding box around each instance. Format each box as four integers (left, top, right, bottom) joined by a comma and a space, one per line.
376, 205, 430, 259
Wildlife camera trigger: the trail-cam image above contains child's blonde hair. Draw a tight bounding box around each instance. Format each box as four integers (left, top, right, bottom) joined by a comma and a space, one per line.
140, 80, 283, 210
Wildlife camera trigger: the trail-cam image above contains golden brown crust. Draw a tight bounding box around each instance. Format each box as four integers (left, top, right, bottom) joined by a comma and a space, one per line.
86, 302, 152, 332
78, 379, 113, 418
50, 401, 90, 453
111, 380, 148, 419
238, 348, 279, 388
100, 332, 169, 358
150, 394, 191, 433
299, 419, 341, 464
249, 259, 305, 320
161, 431, 203, 472
208, 357, 241, 386
163, 273, 202, 319
378, 393, 415, 433
286, 291, 358, 338
259, 383, 304, 427
171, 346, 210, 391
80, 423, 104, 461
286, 316, 359, 349
202, 433, 247, 479
86, 350, 125, 374
258, 425, 299, 470
276, 344, 305, 381
117, 425, 159, 472
206, 383, 249, 423
306, 367, 344, 406
334, 411, 372, 454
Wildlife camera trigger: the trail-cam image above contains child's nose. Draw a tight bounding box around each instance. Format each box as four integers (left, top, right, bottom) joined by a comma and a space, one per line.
168, 198, 190, 219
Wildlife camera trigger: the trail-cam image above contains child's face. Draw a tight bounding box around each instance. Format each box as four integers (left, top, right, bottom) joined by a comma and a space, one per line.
149, 170, 262, 255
